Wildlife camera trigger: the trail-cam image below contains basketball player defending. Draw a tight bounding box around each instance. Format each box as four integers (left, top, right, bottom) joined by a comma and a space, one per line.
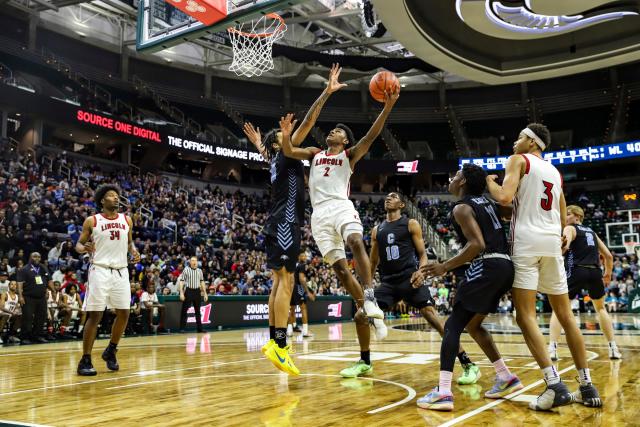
548, 205, 620, 360
243, 65, 347, 375
76, 185, 140, 376
417, 165, 523, 411
281, 88, 399, 325
287, 251, 315, 338
340, 192, 479, 385
486, 123, 602, 409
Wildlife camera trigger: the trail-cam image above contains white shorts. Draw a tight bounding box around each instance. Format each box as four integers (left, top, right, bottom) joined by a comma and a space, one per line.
83, 265, 130, 311
512, 255, 568, 295
311, 199, 363, 264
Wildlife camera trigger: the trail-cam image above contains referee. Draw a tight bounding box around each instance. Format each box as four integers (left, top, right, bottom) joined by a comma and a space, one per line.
178, 256, 208, 333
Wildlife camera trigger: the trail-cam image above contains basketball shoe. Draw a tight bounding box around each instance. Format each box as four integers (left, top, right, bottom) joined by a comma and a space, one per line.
77, 356, 97, 376
261, 339, 275, 355
363, 288, 384, 319
457, 363, 480, 385
485, 374, 524, 398
417, 387, 454, 411
528, 380, 573, 411
572, 377, 603, 407
339, 360, 373, 378
609, 342, 622, 360
265, 344, 300, 376
102, 345, 119, 371
371, 318, 388, 340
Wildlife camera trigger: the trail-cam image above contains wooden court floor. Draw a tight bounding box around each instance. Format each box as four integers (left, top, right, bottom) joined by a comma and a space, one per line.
1, 313, 639, 426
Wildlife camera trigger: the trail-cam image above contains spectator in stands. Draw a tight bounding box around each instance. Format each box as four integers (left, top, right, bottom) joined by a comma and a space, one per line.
605, 291, 618, 313
65, 284, 85, 334
0, 270, 9, 294
140, 284, 166, 334
498, 295, 512, 314
16, 252, 51, 344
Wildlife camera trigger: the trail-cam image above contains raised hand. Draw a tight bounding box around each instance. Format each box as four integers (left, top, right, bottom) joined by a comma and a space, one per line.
279, 113, 297, 137
383, 87, 400, 108
243, 122, 262, 148
327, 63, 348, 94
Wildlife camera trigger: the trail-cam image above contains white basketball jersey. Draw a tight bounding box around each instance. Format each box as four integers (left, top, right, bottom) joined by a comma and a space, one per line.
91, 213, 130, 268
510, 154, 563, 256
4, 292, 18, 314
308, 150, 352, 209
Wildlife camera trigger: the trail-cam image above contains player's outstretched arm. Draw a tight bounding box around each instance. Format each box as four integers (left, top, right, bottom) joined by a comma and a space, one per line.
243, 122, 268, 161
349, 88, 400, 168
75, 216, 95, 255
596, 235, 614, 284
486, 155, 526, 205
422, 204, 485, 277
369, 226, 380, 280
279, 114, 320, 160
292, 63, 346, 146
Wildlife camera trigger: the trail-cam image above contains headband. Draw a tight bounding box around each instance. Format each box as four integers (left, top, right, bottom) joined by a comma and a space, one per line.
522, 128, 546, 151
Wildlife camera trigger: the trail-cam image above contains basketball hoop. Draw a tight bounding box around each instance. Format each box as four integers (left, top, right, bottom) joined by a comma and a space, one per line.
624, 241, 638, 255
227, 13, 286, 78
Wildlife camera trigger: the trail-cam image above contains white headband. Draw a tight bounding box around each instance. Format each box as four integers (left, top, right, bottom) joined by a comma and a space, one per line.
522, 128, 546, 150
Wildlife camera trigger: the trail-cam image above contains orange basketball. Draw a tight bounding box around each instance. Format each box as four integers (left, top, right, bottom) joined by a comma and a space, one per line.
369, 70, 400, 103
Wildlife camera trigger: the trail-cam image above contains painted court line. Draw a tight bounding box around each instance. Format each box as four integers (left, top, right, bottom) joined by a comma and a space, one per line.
0, 420, 52, 427
437, 352, 599, 427
0, 344, 357, 398
105, 372, 416, 415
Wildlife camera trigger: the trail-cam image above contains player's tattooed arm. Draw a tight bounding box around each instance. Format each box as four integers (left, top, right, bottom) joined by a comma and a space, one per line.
243, 122, 268, 161
279, 113, 320, 160
486, 155, 526, 205
369, 226, 380, 280
422, 204, 485, 277
348, 87, 400, 168
292, 63, 346, 146
126, 215, 141, 263
75, 216, 95, 254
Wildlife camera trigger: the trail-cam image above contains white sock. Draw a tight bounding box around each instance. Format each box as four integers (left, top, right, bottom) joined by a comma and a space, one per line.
542, 365, 560, 385
492, 358, 512, 381
439, 371, 453, 394
286, 324, 293, 334
292, 322, 297, 328
549, 341, 557, 349
609, 341, 618, 349
302, 324, 308, 334
578, 368, 592, 385
78, 325, 84, 332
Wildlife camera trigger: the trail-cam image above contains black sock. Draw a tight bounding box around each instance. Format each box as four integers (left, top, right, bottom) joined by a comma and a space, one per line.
269, 326, 275, 340
361, 350, 371, 365
458, 351, 473, 366
108, 341, 118, 351
81, 354, 91, 362
275, 328, 287, 348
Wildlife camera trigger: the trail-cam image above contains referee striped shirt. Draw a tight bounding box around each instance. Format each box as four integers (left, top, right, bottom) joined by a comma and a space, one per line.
179, 267, 204, 289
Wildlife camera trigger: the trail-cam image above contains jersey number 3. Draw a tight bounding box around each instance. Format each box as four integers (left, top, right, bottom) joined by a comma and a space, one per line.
540, 181, 554, 211
109, 230, 121, 240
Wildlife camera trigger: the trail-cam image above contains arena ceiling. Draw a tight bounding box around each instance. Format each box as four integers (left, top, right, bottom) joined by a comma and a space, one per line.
373, 0, 640, 84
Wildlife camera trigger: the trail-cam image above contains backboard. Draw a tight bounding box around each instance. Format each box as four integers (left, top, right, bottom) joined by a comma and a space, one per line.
136, 0, 306, 53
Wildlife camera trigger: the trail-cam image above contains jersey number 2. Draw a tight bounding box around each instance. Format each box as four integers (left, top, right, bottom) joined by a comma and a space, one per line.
540, 181, 554, 211
323, 167, 330, 177
110, 230, 121, 240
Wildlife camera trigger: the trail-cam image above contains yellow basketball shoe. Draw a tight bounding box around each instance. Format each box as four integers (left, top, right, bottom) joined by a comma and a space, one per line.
265, 344, 300, 376
261, 339, 275, 355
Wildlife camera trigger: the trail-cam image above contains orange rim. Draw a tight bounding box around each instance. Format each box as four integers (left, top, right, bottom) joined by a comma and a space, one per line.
227, 13, 286, 38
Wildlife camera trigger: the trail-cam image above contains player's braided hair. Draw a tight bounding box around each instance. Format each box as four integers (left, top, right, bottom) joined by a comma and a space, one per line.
262, 128, 280, 161
461, 164, 487, 196
94, 184, 121, 211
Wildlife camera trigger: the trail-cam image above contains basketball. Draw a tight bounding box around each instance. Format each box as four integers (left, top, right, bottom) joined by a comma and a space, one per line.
369, 70, 400, 103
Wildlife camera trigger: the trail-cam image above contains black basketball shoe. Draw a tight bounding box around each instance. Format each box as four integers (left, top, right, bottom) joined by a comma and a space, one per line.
77, 356, 97, 376
102, 346, 120, 371
572, 377, 603, 408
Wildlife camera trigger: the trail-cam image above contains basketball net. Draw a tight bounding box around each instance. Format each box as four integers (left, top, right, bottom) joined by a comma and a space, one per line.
227, 13, 286, 78
624, 240, 638, 255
